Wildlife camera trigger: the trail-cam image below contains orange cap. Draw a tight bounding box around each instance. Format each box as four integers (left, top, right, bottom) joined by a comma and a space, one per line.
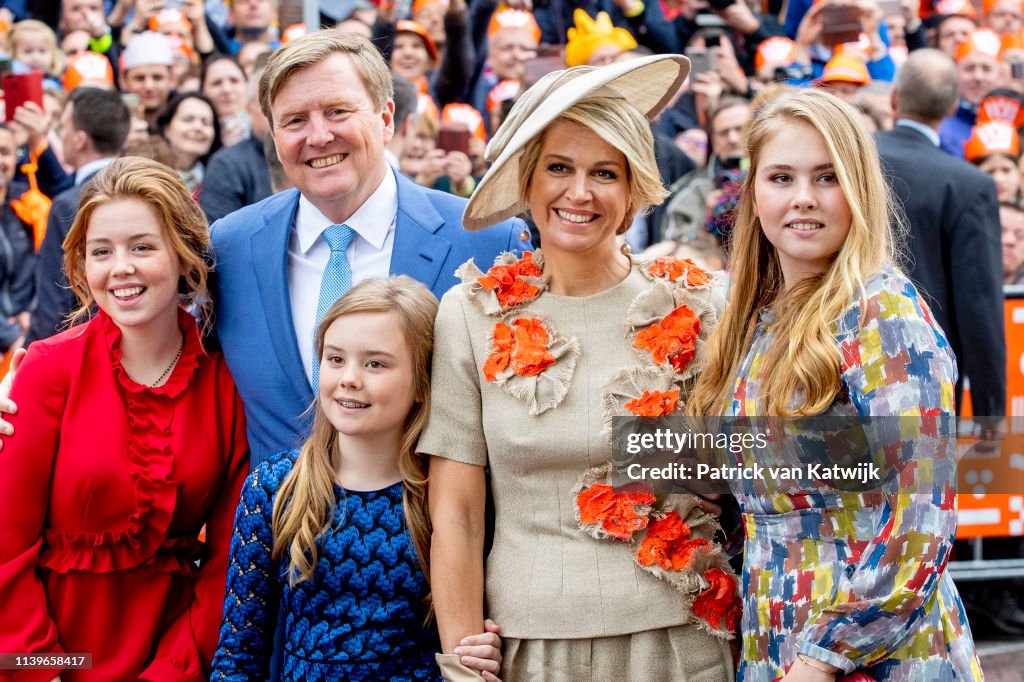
754, 36, 799, 70
413, 0, 449, 14
956, 28, 1003, 61
282, 23, 307, 43
982, 0, 1022, 16
148, 8, 192, 32
63, 51, 114, 91
488, 6, 542, 44
934, 0, 979, 19
442, 102, 486, 141
417, 92, 439, 123
819, 53, 870, 85
1002, 30, 1024, 52
978, 93, 1024, 126
486, 79, 521, 113
396, 20, 440, 62
965, 120, 1020, 160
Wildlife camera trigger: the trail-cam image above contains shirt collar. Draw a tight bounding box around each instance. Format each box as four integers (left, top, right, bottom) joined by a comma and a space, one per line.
75, 157, 117, 185
895, 119, 940, 147
295, 165, 398, 254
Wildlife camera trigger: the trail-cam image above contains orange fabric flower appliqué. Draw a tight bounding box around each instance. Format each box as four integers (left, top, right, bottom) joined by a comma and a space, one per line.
577, 483, 656, 541
483, 318, 556, 382
649, 256, 711, 287
635, 511, 709, 571
633, 305, 701, 372
692, 567, 741, 632
477, 251, 543, 307
624, 389, 680, 417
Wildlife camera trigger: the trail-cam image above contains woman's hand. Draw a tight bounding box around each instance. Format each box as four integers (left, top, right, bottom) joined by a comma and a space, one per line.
795, 1, 826, 49
415, 149, 447, 187
454, 618, 503, 681
778, 655, 838, 681
11, 101, 49, 154
0, 347, 24, 447
444, 151, 473, 193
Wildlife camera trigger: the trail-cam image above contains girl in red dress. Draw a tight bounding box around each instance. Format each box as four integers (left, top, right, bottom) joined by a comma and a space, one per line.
0, 157, 249, 681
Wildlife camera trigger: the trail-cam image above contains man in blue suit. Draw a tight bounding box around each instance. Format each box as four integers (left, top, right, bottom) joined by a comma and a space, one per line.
211, 29, 530, 467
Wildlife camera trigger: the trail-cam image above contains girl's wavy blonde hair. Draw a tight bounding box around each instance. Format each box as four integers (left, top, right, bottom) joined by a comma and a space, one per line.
689, 88, 902, 417
272, 277, 438, 586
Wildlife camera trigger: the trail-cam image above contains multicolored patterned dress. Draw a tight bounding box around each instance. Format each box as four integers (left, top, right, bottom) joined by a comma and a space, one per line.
726, 266, 984, 681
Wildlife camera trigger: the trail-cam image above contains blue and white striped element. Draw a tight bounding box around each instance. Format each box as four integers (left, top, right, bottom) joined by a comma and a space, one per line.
311, 224, 355, 390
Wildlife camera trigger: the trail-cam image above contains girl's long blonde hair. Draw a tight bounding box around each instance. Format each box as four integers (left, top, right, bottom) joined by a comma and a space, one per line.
689, 89, 902, 417
271, 277, 439, 585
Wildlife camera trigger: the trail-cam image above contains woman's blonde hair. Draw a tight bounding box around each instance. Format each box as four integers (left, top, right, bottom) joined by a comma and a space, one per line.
516, 95, 669, 235
272, 277, 439, 586
9, 20, 64, 74
689, 88, 901, 417
63, 156, 212, 332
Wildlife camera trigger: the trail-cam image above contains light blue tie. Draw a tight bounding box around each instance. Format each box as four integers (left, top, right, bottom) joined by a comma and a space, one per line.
312, 224, 355, 388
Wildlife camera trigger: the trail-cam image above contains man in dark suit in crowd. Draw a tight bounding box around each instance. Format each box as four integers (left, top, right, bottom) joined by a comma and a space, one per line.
875, 48, 1006, 424
26, 87, 130, 345
199, 67, 273, 223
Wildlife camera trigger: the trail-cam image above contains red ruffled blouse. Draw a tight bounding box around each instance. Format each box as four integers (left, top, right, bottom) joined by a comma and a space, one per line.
0, 309, 249, 681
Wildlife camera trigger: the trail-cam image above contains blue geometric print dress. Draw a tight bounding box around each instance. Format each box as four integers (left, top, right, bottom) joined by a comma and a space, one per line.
211, 451, 441, 681
725, 267, 984, 681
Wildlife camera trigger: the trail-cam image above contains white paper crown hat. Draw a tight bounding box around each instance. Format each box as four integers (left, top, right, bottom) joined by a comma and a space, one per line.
463, 53, 689, 231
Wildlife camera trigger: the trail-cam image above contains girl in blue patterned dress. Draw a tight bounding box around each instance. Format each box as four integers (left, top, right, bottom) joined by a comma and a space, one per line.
689, 89, 984, 681
211, 277, 504, 681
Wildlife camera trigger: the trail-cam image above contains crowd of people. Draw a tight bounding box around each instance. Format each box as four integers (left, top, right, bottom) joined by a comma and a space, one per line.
0, 0, 1018, 680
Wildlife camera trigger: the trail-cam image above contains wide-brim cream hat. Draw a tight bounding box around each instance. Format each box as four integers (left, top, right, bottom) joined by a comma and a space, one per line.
463, 53, 690, 231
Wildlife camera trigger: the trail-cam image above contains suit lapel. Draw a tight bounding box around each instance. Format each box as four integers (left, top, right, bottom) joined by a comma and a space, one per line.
250, 190, 314, 404
390, 173, 452, 291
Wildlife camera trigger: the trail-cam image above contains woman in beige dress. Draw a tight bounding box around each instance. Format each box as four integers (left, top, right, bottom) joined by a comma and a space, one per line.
422, 55, 739, 681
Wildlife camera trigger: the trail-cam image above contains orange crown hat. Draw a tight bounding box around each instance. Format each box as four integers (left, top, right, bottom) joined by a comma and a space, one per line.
934, 0, 979, 19
488, 6, 542, 43
63, 51, 115, 91
396, 20, 440, 62
413, 0, 449, 14
978, 91, 1024, 126
754, 36, 798, 70
442, 102, 487, 141
149, 8, 192, 32
956, 28, 1003, 61
282, 23, 307, 43
487, 79, 521, 112
565, 10, 638, 67
819, 53, 870, 84
982, 0, 1022, 15
417, 91, 440, 123
165, 34, 195, 64
1002, 30, 1024, 52
965, 120, 1020, 160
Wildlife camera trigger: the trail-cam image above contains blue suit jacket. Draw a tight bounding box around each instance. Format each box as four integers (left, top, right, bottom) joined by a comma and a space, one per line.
211, 172, 530, 467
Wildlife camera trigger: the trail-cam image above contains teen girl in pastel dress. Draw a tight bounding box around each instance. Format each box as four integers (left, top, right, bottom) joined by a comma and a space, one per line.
210, 277, 503, 682
689, 89, 983, 681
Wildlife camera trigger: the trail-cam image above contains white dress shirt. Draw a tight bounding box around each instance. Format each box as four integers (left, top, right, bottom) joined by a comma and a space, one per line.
288, 167, 399, 387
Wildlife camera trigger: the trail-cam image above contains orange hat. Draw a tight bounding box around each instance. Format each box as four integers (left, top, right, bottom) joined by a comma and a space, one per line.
934, 0, 979, 19
417, 92, 439, 123
488, 6, 542, 44
982, 0, 1021, 15
978, 93, 1024, 126
565, 10, 637, 67
819, 53, 870, 85
965, 120, 1020, 160
413, 0, 449, 14
282, 23, 307, 43
63, 51, 114, 91
1002, 30, 1024, 52
486, 79, 521, 113
396, 20, 440, 63
442, 103, 487, 141
149, 8, 192, 32
754, 36, 798, 70
956, 28, 1003, 61
165, 34, 195, 64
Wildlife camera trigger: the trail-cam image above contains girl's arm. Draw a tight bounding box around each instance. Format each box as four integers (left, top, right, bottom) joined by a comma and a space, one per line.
0, 342, 69, 681
796, 283, 959, 673
141, 385, 250, 679
209, 463, 282, 681
430, 456, 488, 654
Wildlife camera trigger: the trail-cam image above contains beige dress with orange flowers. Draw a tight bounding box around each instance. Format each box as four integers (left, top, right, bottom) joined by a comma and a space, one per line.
420, 251, 738, 682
